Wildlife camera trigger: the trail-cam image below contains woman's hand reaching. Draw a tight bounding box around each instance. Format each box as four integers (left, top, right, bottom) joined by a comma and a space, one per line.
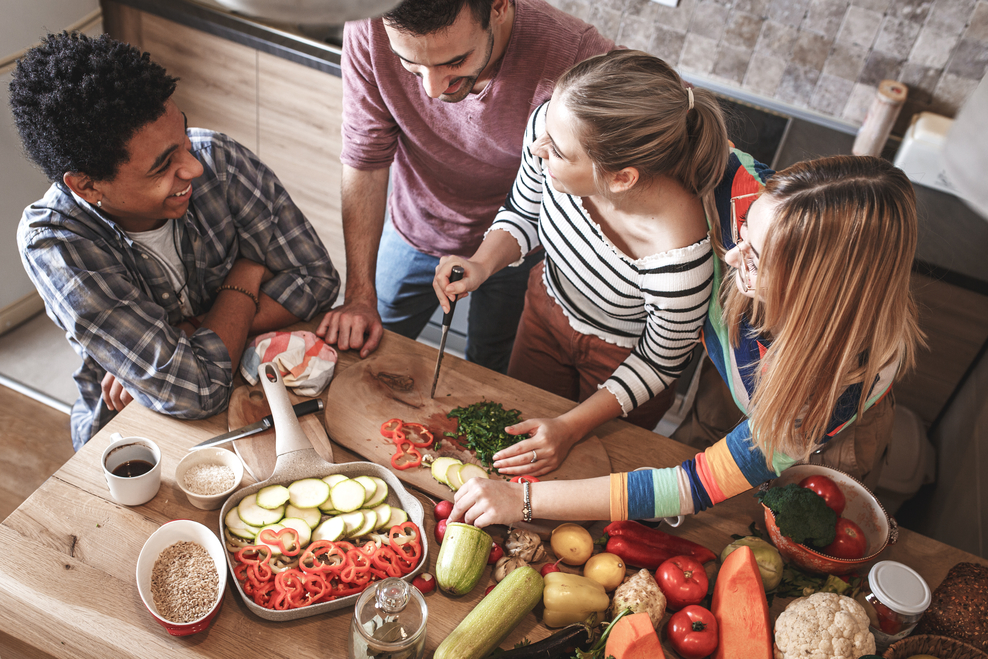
490, 416, 582, 477
449, 478, 524, 528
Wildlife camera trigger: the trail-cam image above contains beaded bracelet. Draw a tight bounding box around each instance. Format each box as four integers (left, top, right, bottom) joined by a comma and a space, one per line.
522, 481, 533, 523
217, 284, 260, 310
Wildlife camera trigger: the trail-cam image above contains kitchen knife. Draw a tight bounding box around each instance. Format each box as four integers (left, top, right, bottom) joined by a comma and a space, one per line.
189, 398, 324, 450
430, 265, 465, 398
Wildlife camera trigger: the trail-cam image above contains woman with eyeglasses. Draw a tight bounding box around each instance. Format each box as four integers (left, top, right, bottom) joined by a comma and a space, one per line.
433, 50, 729, 478
446, 148, 923, 528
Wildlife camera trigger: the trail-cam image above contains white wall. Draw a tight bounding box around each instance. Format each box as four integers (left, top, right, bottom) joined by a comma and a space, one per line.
1, 0, 101, 319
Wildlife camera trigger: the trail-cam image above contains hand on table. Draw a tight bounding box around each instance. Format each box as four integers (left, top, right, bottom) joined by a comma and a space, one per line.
101, 372, 134, 412
490, 416, 580, 477
450, 478, 525, 528
316, 298, 383, 358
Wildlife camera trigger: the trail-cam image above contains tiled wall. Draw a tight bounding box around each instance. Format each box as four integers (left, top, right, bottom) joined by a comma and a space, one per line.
550, 0, 988, 133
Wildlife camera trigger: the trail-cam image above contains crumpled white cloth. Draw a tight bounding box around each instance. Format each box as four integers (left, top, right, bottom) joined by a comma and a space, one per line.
240, 330, 337, 396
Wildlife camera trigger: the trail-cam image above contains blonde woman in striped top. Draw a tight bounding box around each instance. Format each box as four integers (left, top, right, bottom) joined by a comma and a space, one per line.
433, 50, 729, 475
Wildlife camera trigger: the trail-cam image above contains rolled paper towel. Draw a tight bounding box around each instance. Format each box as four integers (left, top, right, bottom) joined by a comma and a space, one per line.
852, 80, 908, 157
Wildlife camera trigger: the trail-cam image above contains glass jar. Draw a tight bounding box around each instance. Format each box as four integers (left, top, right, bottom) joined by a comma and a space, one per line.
348, 577, 428, 659
855, 561, 931, 651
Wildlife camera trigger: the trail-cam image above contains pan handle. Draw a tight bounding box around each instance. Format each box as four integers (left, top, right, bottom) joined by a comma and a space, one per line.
258, 362, 312, 456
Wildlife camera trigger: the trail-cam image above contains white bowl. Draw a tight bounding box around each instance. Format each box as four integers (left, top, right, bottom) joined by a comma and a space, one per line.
175, 448, 244, 510
136, 520, 227, 635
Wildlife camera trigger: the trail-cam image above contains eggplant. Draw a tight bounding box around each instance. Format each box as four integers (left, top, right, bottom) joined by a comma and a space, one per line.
493, 623, 594, 658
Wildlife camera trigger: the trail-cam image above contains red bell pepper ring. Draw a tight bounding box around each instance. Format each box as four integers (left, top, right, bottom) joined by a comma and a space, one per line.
258, 527, 302, 557
253, 580, 275, 607
330, 581, 367, 598
400, 422, 434, 448
380, 418, 403, 439
246, 562, 273, 587
371, 545, 405, 578
510, 475, 540, 484
234, 562, 248, 582
300, 541, 348, 576
235, 544, 272, 566
390, 441, 422, 470
341, 549, 372, 585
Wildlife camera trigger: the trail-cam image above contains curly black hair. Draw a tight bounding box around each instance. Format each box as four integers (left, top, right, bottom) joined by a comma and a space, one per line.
384, 0, 493, 35
8, 31, 177, 182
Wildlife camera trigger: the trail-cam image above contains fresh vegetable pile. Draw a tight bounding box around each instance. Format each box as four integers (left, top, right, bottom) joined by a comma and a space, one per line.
445, 401, 523, 470
231, 521, 423, 610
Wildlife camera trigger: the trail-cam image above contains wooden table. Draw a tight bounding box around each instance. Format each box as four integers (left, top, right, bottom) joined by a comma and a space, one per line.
1, 331, 984, 658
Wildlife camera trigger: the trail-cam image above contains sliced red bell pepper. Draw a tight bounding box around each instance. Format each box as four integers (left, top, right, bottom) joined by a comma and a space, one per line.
602, 521, 717, 565
380, 418, 403, 439
341, 549, 372, 585
370, 545, 405, 578
258, 527, 302, 557
390, 440, 422, 470
401, 422, 434, 448
235, 544, 272, 566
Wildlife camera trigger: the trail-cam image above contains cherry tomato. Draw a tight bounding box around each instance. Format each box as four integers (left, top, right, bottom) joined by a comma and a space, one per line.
798, 475, 846, 515
656, 555, 709, 611
434, 500, 453, 521
435, 518, 448, 545
822, 518, 867, 559
487, 543, 505, 565
666, 605, 718, 659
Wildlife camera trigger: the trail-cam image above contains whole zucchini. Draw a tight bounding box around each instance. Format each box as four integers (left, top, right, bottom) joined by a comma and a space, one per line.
435, 522, 492, 596
433, 565, 544, 659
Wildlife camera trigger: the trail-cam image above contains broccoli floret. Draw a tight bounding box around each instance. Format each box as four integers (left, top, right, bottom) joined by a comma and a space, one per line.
758, 484, 837, 548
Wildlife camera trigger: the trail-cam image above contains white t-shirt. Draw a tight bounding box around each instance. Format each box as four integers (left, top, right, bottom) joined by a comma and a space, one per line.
126, 220, 194, 317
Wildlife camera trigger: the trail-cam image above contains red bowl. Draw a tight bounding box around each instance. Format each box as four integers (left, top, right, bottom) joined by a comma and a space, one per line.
136, 520, 227, 635
762, 464, 896, 575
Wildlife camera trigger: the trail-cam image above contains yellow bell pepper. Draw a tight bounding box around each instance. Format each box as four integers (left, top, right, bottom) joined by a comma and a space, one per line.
542, 571, 610, 628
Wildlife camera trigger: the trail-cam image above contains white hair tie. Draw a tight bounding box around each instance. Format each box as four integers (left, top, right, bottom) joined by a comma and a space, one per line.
687, 87, 694, 111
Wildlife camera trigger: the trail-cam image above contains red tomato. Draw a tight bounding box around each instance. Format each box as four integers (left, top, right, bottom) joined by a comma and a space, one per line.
822, 518, 867, 559
666, 605, 718, 659
656, 555, 708, 611
435, 518, 448, 545
873, 600, 905, 635
487, 543, 504, 565
798, 475, 846, 515
434, 500, 454, 521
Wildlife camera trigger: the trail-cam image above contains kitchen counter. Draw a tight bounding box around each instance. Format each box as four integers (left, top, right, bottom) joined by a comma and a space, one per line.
1, 329, 986, 657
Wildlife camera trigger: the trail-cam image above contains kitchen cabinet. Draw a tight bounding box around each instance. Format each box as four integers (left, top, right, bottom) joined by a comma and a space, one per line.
102, 1, 346, 290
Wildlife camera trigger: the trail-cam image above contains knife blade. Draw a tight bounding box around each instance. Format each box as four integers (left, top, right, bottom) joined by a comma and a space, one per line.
431, 265, 465, 398
189, 398, 324, 450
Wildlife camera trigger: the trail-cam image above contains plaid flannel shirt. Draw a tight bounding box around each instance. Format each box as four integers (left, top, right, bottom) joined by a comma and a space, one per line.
17, 129, 339, 449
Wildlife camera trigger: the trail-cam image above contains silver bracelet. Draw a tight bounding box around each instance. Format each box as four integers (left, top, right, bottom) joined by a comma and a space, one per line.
522, 481, 533, 523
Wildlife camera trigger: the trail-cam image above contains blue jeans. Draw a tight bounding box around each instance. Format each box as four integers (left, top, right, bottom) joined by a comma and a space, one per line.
376, 222, 542, 373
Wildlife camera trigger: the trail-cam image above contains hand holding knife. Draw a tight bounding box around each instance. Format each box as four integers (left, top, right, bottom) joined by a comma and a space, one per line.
431, 265, 464, 398
189, 398, 324, 450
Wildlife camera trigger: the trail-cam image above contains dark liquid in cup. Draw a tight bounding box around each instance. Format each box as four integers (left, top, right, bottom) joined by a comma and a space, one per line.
111, 459, 154, 478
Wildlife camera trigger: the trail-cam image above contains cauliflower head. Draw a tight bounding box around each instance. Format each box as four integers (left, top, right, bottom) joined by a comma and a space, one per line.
774, 592, 875, 659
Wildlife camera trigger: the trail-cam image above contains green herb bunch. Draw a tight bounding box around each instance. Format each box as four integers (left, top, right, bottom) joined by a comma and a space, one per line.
445, 401, 523, 472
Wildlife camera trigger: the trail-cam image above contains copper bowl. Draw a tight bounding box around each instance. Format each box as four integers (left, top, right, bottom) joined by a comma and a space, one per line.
762, 464, 896, 575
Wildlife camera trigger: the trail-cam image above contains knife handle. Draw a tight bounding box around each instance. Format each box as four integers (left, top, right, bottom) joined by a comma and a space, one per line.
442, 265, 465, 326
292, 398, 324, 418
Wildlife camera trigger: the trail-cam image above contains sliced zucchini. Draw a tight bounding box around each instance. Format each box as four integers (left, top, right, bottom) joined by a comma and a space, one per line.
366, 477, 389, 506
339, 511, 366, 537
354, 475, 378, 502
238, 494, 284, 527
370, 503, 393, 530
312, 516, 346, 543
383, 506, 409, 530
458, 463, 490, 486
446, 463, 466, 491
225, 506, 260, 539
285, 504, 322, 529
255, 523, 287, 556
280, 517, 313, 547
351, 510, 379, 538
256, 484, 291, 509
322, 474, 350, 488
330, 479, 367, 513
288, 478, 331, 509
431, 457, 463, 486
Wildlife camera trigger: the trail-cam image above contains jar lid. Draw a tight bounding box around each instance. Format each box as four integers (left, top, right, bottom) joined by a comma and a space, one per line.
868, 561, 931, 615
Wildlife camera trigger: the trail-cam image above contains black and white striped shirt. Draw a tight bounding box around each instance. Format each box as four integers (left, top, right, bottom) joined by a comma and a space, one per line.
489, 102, 714, 414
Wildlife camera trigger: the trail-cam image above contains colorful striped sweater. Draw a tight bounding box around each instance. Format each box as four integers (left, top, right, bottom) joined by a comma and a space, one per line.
610, 149, 899, 520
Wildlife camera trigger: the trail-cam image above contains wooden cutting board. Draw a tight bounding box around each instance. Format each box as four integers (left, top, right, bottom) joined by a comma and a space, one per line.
228, 384, 333, 481
323, 351, 611, 503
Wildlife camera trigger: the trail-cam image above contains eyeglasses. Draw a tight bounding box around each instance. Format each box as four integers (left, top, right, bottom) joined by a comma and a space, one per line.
730, 191, 761, 293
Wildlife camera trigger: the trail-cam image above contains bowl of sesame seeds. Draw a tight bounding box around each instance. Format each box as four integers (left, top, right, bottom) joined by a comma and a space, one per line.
175, 447, 244, 510
136, 519, 227, 635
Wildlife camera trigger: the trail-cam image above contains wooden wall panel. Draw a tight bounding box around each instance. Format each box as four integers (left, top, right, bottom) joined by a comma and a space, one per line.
257, 52, 346, 292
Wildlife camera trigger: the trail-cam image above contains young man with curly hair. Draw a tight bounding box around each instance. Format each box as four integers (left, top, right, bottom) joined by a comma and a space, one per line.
316, 0, 613, 372
11, 32, 340, 449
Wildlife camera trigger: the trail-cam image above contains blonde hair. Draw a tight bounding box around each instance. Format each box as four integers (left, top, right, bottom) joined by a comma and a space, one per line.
554, 50, 728, 198
723, 155, 924, 463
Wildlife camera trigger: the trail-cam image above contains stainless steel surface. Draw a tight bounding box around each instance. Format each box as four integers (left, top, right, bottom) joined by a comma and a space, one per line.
209, 0, 401, 24
430, 266, 464, 398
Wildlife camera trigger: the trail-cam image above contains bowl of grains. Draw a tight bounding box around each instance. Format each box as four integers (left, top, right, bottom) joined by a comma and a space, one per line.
175, 447, 244, 510
136, 519, 227, 635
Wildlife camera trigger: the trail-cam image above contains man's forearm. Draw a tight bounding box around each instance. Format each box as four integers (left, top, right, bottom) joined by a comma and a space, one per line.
341, 164, 390, 302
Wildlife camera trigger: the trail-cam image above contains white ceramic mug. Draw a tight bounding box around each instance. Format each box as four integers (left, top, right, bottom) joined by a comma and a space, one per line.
102, 433, 162, 506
